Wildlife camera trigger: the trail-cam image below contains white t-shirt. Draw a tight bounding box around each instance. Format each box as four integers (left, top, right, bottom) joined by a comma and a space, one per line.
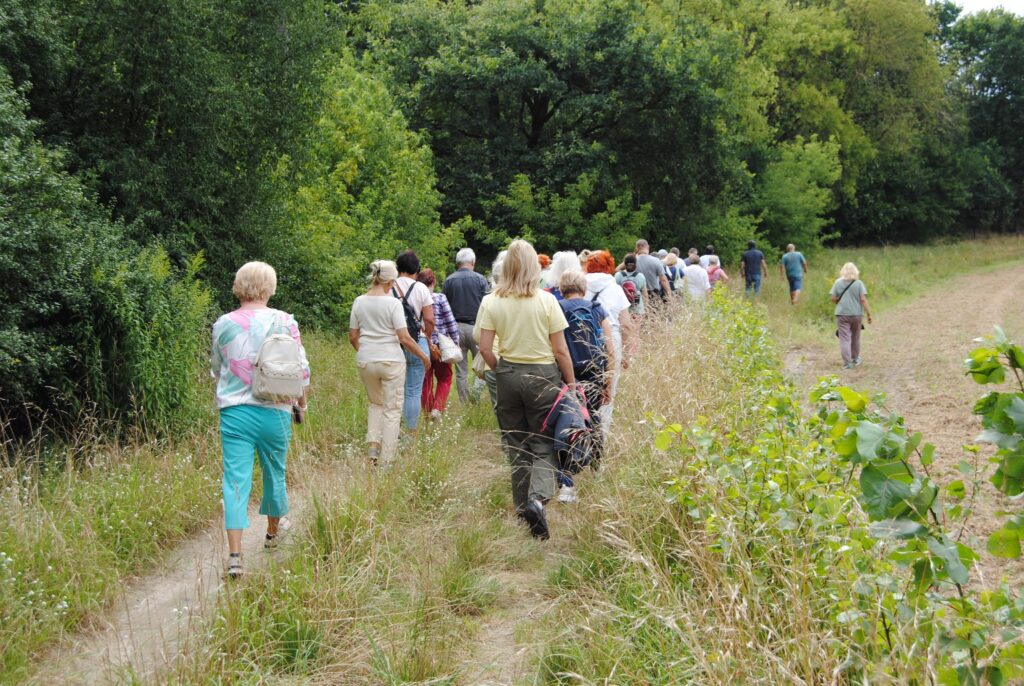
683, 264, 711, 299
349, 294, 407, 364
394, 276, 433, 338
585, 273, 630, 333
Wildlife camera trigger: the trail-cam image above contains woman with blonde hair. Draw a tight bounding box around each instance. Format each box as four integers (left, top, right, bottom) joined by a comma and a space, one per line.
349, 260, 431, 466
830, 262, 873, 369
477, 239, 576, 540
212, 261, 310, 579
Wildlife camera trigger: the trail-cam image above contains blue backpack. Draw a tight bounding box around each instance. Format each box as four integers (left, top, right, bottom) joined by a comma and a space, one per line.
560, 299, 606, 375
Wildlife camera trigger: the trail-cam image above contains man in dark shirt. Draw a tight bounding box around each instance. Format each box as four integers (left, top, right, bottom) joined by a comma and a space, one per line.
739, 240, 769, 296
442, 247, 491, 402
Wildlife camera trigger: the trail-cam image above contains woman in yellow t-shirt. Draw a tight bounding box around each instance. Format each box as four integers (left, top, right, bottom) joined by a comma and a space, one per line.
477, 239, 575, 540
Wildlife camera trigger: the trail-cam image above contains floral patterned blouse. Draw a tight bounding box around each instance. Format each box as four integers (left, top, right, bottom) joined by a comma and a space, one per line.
210, 308, 310, 411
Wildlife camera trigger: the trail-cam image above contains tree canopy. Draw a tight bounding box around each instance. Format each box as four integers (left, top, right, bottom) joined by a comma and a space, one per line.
1, 0, 1022, 433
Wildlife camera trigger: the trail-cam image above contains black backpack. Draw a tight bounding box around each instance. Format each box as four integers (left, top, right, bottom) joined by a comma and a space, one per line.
391, 282, 422, 339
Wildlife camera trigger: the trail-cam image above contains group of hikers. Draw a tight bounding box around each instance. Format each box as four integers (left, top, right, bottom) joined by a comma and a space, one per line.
210, 237, 872, 577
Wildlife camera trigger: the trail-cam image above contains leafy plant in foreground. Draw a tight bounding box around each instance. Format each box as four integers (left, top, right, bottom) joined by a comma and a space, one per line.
812, 374, 1024, 685
965, 327, 1024, 560
645, 292, 1023, 683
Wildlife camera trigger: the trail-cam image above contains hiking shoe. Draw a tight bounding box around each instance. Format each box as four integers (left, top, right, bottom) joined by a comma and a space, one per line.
521, 499, 550, 540
853, 357, 862, 367
557, 486, 578, 504
842, 362, 853, 370
431, 409, 442, 421
227, 554, 243, 580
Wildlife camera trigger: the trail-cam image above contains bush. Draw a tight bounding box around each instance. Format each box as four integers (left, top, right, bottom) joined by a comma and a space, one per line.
0, 68, 210, 437
267, 52, 459, 327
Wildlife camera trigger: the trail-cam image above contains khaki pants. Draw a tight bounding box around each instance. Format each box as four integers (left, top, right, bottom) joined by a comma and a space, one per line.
455, 322, 479, 402
836, 315, 863, 365
494, 360, 562, 510
358, 360, 406, 464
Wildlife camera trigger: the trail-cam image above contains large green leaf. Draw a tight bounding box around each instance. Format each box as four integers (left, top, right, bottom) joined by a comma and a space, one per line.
837, 386, 868, 413
868, 518, 927, 540
987, 527, 1022, 559
992, 463, 1024, 496
855, 421, 887, 460
860, 465, 912, 520
906, 479, 938, 520
1008, 345, 1024, 370
927, 536, 970, 585
1005, 396, 1024, 432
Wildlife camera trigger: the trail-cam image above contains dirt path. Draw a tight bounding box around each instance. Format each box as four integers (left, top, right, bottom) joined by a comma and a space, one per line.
783, 260, 1024, 584
30, 492, 313, 685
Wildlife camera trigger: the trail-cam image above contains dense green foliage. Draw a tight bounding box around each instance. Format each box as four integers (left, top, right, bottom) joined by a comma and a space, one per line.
1, 0, 1023, 434
0, 70, 210, 434
966, 328, 1024, 561
351, 0, 1023, 256
538, 294, 1024, 683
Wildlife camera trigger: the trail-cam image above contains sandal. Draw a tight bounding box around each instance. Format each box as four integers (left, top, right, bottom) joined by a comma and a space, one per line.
265, 517, 291, 550
227, 554, 243, 579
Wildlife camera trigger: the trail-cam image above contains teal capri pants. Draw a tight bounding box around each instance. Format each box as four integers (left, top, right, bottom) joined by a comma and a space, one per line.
219, 404, 292, 530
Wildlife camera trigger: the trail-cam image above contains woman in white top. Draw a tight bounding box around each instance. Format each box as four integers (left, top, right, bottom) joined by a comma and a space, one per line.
583, 250, 633, 431
349, 260, 431, 466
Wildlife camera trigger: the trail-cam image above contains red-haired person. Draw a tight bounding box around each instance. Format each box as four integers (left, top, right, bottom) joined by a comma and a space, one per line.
583, 250, 634, 431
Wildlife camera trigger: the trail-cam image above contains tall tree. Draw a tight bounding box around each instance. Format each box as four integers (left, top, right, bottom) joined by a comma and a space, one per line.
360, 0, 759, 253
949, 9, 1024, 230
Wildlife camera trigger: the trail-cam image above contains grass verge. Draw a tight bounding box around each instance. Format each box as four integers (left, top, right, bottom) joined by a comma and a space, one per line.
170, 398, 546, 684
0, 437, 222, 682
0, 331, 368, 683
531, 292, 1024, 683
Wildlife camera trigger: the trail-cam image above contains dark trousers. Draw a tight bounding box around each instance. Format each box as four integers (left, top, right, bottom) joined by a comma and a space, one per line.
494, 360, 562, 510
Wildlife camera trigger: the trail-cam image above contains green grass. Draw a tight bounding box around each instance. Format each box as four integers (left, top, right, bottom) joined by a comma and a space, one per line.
748, 234, 1024, 344
0, 439, 222, 681
170, 388, 535, 684
0, 331, 370, 683
5, 237, 1022, 684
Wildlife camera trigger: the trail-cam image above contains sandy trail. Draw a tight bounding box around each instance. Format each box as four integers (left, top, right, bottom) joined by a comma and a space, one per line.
30, 493, 311, 685
784, 260, 1024, 583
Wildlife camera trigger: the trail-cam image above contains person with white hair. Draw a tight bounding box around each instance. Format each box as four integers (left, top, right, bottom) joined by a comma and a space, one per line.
682, 252, 712, 300
211, 261, 310, 579
706, 255, 730, 288
442, 247, 491, 402
830, 262, 873, 369
544, 250, 582, 300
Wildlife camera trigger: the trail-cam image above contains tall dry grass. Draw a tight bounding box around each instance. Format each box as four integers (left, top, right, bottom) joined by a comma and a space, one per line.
535, 296, 863, 684
169, 394, 549, 684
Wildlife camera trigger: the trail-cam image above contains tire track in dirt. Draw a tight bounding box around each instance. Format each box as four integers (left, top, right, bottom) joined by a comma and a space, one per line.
784, 260, 1024, 585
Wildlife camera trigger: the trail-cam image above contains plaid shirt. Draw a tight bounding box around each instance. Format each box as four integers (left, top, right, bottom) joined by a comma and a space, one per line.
431, 293, 460, 346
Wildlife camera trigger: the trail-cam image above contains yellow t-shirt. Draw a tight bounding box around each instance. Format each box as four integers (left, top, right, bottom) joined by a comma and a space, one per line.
476, 291, 568, 364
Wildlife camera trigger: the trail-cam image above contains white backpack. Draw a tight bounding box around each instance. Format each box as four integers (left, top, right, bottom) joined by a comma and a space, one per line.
251, 314, 304, 402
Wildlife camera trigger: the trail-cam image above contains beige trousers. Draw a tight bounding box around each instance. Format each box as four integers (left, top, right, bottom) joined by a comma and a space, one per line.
358, 360, 406, 464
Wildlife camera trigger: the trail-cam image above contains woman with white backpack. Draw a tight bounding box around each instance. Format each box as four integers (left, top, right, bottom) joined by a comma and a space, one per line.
211, 261, 310, 579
